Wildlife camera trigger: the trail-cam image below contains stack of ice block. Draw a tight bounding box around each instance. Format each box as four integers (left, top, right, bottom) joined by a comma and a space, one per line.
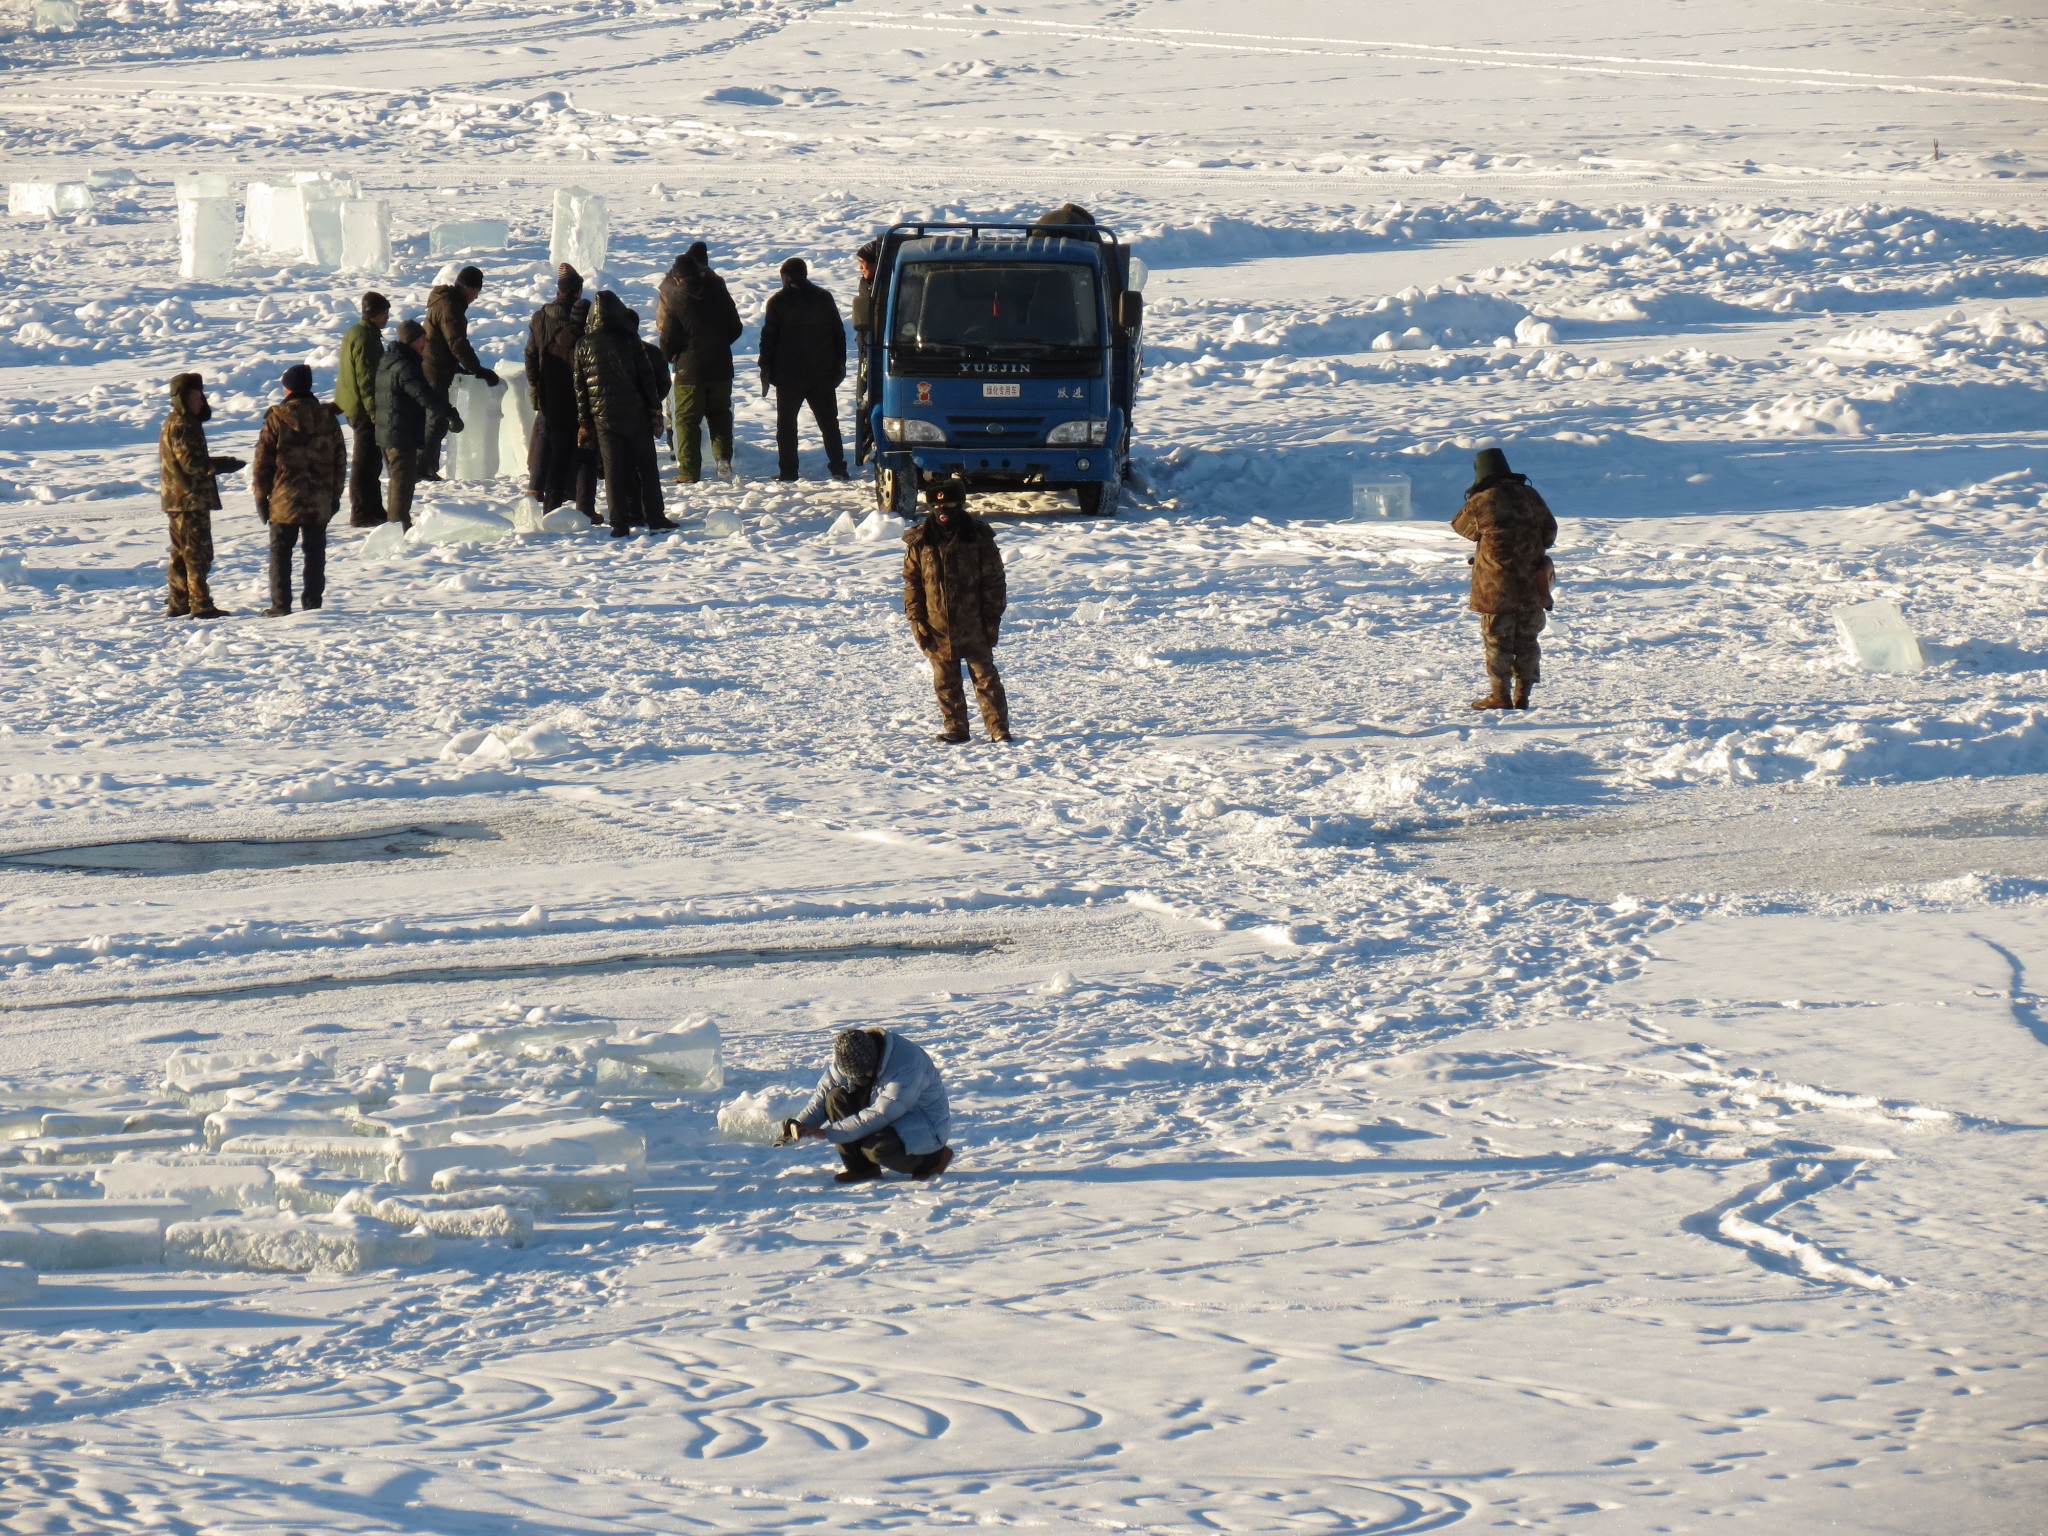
429, 219, 510, 257
8, 182, 93, 218
179, 194, 236, 282
550, 186, 609, 278
0, 1020, 723, 1278
446, 375, 507, 479
338, 197, 391, 273
495, 361, 536, 480
1351, 474, 1413, 520
243, 173, 361, 268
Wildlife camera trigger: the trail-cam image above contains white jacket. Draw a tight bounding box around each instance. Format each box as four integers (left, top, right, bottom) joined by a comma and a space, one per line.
795, 1031, 952, 1155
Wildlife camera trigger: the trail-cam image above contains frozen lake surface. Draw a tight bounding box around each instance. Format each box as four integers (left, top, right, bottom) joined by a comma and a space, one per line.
0, 1, 2046, 1532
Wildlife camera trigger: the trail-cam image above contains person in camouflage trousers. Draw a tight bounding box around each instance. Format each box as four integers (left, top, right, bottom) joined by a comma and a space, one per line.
157, 371, 243, 619
252, 363, 347, 616
902, 483, 1011, 744
1452, 447, 1557, 710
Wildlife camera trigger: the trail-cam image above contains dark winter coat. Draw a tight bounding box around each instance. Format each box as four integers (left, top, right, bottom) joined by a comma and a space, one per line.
336, 320, 385, 425
1452, 477, 1557, 613
374, 346, 455, 453
533, 302, 587, 425
572, 291, 665, 436
656, 262, 744, 385
423, 284, 484, 390
524, 300, 579, 418
902, 513, 1006, 656
758, 278, 846, 393
252, 394, 347, 526
158, 372, 229, 515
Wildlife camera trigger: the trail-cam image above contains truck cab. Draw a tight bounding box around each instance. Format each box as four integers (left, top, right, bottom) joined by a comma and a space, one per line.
853, 220, 1144, 517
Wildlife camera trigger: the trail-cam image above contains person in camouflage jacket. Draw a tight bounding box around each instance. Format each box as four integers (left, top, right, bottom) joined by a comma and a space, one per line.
1451, 447, 1557, 710
252, 363, 347, 615
902, 483, 1010, 743
573, 291, 670, 536
157, 370, 243, 619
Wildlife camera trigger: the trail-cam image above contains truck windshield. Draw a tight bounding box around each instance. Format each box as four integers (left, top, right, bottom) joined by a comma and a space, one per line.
892, 262, 1101, 356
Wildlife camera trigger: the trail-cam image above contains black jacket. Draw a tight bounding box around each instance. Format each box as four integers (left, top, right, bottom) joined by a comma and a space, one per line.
573, 291, 666, 435
525, 300, 582, 420
374, 346, 454, 452
656, 263, 745, 385
759, 278, 846, 393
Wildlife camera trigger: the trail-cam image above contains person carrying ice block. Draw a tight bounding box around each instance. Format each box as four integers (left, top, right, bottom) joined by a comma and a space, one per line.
782, 1028, 954, 1184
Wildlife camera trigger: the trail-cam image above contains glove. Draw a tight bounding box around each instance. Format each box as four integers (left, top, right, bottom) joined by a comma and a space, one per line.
447, 412, 465, 434
254, 497, 270, 522
775, 1118, 800, 1147
911, 623, 936, 654
479, 368, 501, 388
212, 456, 245, 475
760, 374, 770, 399
651, 411, 665, 438
577, 425, 594, 452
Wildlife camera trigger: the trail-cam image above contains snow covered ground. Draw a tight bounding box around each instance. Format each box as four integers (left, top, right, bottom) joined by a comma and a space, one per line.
2, 2, 2047, 1532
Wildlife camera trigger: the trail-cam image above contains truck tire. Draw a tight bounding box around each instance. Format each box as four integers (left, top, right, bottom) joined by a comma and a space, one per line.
875, 462, 920, 515
1077, 468, 1122, 518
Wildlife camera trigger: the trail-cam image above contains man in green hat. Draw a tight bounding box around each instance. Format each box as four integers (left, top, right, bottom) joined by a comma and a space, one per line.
1451, 447, 1556, 709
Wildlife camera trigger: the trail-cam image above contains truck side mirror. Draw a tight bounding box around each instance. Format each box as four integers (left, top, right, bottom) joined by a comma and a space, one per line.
1117, 291, 1143, 332
851, 293, 873, 331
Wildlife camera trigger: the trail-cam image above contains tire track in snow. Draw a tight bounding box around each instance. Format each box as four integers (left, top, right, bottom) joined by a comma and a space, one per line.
1682, 1156, 1897, 1291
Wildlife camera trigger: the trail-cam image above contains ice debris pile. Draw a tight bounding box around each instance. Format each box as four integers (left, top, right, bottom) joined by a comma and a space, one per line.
0, 1016, 722, 1291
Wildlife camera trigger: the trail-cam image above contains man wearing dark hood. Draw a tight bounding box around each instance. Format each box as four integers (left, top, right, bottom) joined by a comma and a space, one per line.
421, 264, 497, 480
529, 292, 599, 521
1451, 447, 1557, 710
902, 483, 1010, 744
335, 291, 388, 526
656, 241, 744, 483
573, 290, 674, 537
252, 363, 346, 616
157, 371, 243, 619
757, 256, 848, 482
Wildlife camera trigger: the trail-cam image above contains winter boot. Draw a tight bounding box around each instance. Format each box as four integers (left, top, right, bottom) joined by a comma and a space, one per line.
609, 525, 631, 539
828, 462, 851, 482
262, 605, 291, 618
834, 1147, 881, 1184
933, 731, 970, 745
1512, 680, 1533, 710
911, 1147, 954, 1181
190, 605, 231, 620
1469, 687, 1513, 710
647, 514, 679, 531
715, 456, 734, 481
164, 603, 189, 619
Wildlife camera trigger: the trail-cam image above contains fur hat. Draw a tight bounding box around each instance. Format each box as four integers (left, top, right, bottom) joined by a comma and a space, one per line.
833, 1028, 882, 1079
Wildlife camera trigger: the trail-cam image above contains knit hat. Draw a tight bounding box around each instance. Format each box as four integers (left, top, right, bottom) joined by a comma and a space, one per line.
281, 363, 314, 395
686, 240, 708, 266
779, 256, 808, 282
568, 297, 591, 326
457, 265, 485, 289
395, 319, 425, 344
834, 1028, 882, 1079
555, 263, 583, 300
361, 290, 390, 319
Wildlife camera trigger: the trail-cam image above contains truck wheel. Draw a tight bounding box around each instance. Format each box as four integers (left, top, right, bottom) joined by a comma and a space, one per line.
875, 462, 920, 515
1077, 471, 1121, 518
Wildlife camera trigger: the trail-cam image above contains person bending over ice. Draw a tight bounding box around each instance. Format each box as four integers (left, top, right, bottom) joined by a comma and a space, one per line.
782, 1028, 954, 1184
1452, 447, 1556, 710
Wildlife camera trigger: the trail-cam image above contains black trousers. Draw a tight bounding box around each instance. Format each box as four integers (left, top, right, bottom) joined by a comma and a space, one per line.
347, 416, 383, 526
821, 1085, 920, 1174
596, 430, 663, 531
533, 413, 597, 516
268, 521, 326, 611
774, 385, 845, 480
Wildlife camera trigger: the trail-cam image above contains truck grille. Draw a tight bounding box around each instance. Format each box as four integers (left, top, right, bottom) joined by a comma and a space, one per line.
943, 414, 1048, 444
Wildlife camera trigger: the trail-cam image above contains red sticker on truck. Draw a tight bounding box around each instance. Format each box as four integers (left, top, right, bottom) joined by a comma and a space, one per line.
916, 381, 931, 404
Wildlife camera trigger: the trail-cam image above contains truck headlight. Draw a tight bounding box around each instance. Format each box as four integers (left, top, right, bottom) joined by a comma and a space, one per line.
1046, 418, 1108, 447
883, 417, 946, 445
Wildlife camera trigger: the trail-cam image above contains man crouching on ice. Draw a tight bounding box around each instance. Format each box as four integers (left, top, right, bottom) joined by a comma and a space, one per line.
783, 1028, 954, 1184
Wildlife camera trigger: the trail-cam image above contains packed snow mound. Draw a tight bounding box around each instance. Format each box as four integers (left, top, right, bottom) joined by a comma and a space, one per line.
1148, 285, 1531, 361
1742, 380, 2048, 437
1124, 199, 1611, 266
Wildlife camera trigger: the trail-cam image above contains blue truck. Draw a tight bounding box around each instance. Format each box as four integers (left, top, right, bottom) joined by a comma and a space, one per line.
851, 217, 1144, 517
